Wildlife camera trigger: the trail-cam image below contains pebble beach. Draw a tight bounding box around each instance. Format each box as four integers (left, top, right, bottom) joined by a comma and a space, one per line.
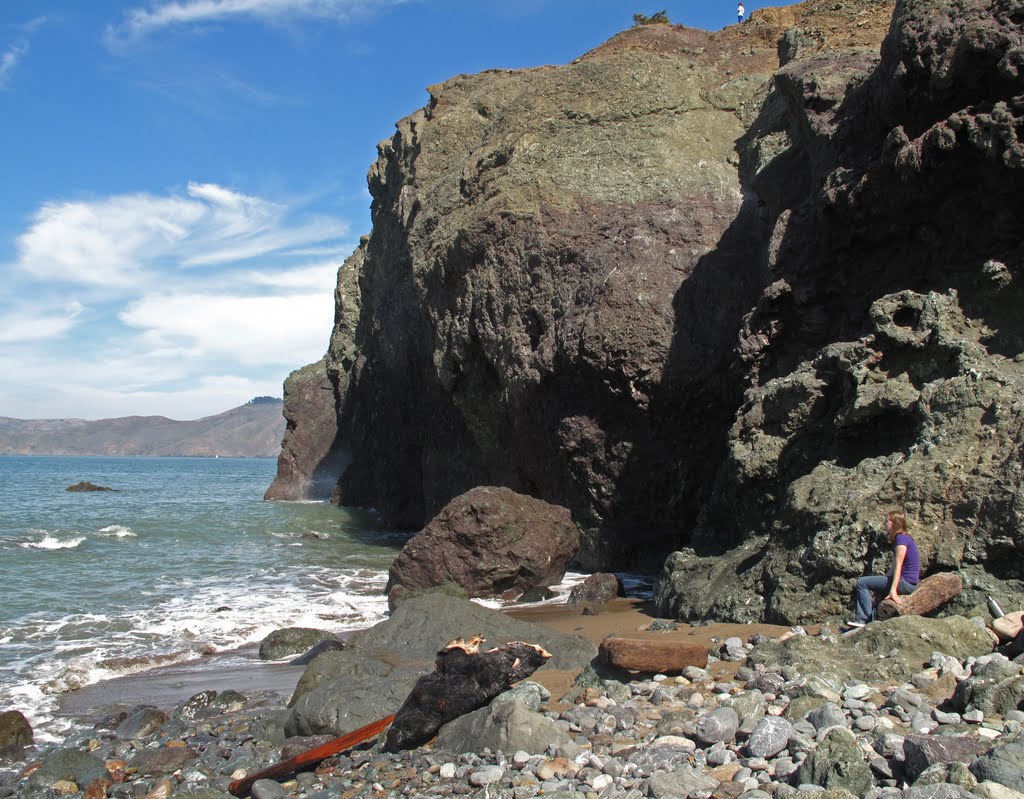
3, 598, 1022, 799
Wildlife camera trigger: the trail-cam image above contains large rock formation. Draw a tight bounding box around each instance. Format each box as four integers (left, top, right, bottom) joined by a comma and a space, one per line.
272, 0, 1024, 623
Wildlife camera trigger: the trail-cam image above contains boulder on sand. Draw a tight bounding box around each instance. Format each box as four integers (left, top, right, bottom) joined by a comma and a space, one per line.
568, 573, 624, 605
0, 709, 33, 753
283, 593, 597, 737
259, 627, 343, 661
386, 486, 580, 600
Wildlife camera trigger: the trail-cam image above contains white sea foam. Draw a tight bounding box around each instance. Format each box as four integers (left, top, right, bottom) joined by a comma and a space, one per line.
97, 524, 136, 538
19, 533, 86, 550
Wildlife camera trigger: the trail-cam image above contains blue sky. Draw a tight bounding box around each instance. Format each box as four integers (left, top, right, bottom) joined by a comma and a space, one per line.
1, 0, 783, 421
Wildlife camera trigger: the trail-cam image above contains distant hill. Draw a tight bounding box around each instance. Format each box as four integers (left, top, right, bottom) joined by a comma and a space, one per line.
0, 399, 285, 458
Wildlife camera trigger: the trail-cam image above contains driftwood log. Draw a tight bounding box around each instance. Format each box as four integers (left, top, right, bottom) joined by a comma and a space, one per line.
877, 572, 963, 620
384, 636, 551, 751
599, 638, 708, 673
228, 714, 395, 796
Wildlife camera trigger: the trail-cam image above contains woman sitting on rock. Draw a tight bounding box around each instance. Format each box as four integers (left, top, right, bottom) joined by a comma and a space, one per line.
849, 510, 920, 627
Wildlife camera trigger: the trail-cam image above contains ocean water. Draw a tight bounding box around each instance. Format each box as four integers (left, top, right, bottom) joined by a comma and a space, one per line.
0, 455, 412, 738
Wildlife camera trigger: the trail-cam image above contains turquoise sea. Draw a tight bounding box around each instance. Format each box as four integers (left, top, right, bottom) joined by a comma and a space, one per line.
0, 456, 412, 738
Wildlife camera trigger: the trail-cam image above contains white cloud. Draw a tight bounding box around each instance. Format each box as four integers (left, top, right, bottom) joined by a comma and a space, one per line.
243, 261, 340, 290
119, 290, 334, 365
15, 182, 348, 287
0, 43, 27, 88
107, 0, 410, 46
0, 302, 83, 344
0, 17, 47, 89
2, 182, 352, 419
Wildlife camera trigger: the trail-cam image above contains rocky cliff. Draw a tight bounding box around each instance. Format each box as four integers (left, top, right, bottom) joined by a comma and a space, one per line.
269, 0, 1024, 624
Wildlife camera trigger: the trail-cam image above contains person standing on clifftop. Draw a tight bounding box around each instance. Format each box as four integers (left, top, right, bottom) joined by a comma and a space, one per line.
848, 510, 920, 627
737, 3, 745, 23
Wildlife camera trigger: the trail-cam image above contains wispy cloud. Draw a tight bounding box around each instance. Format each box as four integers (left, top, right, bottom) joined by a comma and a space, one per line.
0, 302, 83, 344
1, 17, 46, 89
15, 181, 348, 287
106, 0, 410, 47
1, 182, 353, 419
119, 290, 334, 365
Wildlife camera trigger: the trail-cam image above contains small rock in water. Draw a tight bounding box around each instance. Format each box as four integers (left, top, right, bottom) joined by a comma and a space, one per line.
66, 481, 114, 492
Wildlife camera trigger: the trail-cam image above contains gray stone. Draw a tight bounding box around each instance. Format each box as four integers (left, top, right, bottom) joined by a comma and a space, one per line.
251, 779, 289, 799
806, 703, 847, 732
903, 785, 978, 799
26, 749, 111, 790
469, 766, 506, 786
115, 707, 168, 739
648, 767, 719, 799
129, 746, 198, 776
969, 738, 1024, 792
0, 710, 32, 751
951, 656, 1024, 717
286, 593, 596, 736
695, 707, 739, 744
796, 727, 873, 795
973, 781, 1024, 799
914, 762, 977, 789
856, 715, 878, 732
259, 628, 342, 661
746, 716, 792, 758
497, 681, 550, 712
627, 745, 698, 776
730, 690, 768, 733
435, 700, 571, 755
903, 735, 991, 782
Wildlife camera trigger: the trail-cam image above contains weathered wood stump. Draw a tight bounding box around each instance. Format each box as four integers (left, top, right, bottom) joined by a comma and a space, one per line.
384, 636, 551, 751
599, 637, 708, 673
877, 572, 963, 620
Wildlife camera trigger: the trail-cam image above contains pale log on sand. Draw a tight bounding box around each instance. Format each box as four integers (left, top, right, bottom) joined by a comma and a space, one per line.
599, 637, 708, 673
384, 636, 552, 751
877, 572, 963, 620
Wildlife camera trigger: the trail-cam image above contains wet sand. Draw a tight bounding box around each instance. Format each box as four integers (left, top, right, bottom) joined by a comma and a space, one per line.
56, 598, 797, 724
507, 597, 797, 703
58, 645, 306, 721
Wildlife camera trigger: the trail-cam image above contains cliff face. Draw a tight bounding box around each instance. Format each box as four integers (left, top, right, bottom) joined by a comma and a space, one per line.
271, 0, 1024, 621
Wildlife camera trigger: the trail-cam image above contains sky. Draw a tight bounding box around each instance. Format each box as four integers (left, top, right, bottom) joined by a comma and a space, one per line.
1, 0, 783, 421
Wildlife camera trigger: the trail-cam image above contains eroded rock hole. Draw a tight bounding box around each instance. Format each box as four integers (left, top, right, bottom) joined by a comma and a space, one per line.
892, 306, 920, 329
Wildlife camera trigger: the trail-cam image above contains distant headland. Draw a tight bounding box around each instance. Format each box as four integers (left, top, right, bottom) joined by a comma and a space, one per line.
0, 397, 284, 458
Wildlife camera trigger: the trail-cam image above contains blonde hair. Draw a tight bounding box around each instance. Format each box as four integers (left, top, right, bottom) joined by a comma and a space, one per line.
887, 510, 907, 540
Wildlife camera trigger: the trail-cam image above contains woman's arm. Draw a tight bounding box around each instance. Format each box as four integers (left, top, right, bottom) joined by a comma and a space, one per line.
888, 544, 907, 602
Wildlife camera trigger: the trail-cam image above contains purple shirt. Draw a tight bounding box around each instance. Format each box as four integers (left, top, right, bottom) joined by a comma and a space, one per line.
891, 533, 920, 585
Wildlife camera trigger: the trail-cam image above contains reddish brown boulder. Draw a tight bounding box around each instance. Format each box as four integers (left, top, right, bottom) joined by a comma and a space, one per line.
568, 573, 624, 605
386, 486, 580, 600
878, 573, 963, 620
600, 637, 708, 673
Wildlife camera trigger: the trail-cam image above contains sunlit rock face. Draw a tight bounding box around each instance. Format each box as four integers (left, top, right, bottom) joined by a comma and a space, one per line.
274, 0, 1024, 622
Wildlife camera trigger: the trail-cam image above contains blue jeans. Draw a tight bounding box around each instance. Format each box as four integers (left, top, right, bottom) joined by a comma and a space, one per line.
854, 575, 917, 623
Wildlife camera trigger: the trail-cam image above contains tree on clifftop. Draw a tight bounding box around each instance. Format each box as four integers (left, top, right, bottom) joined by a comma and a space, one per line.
633, 10, 670, 25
